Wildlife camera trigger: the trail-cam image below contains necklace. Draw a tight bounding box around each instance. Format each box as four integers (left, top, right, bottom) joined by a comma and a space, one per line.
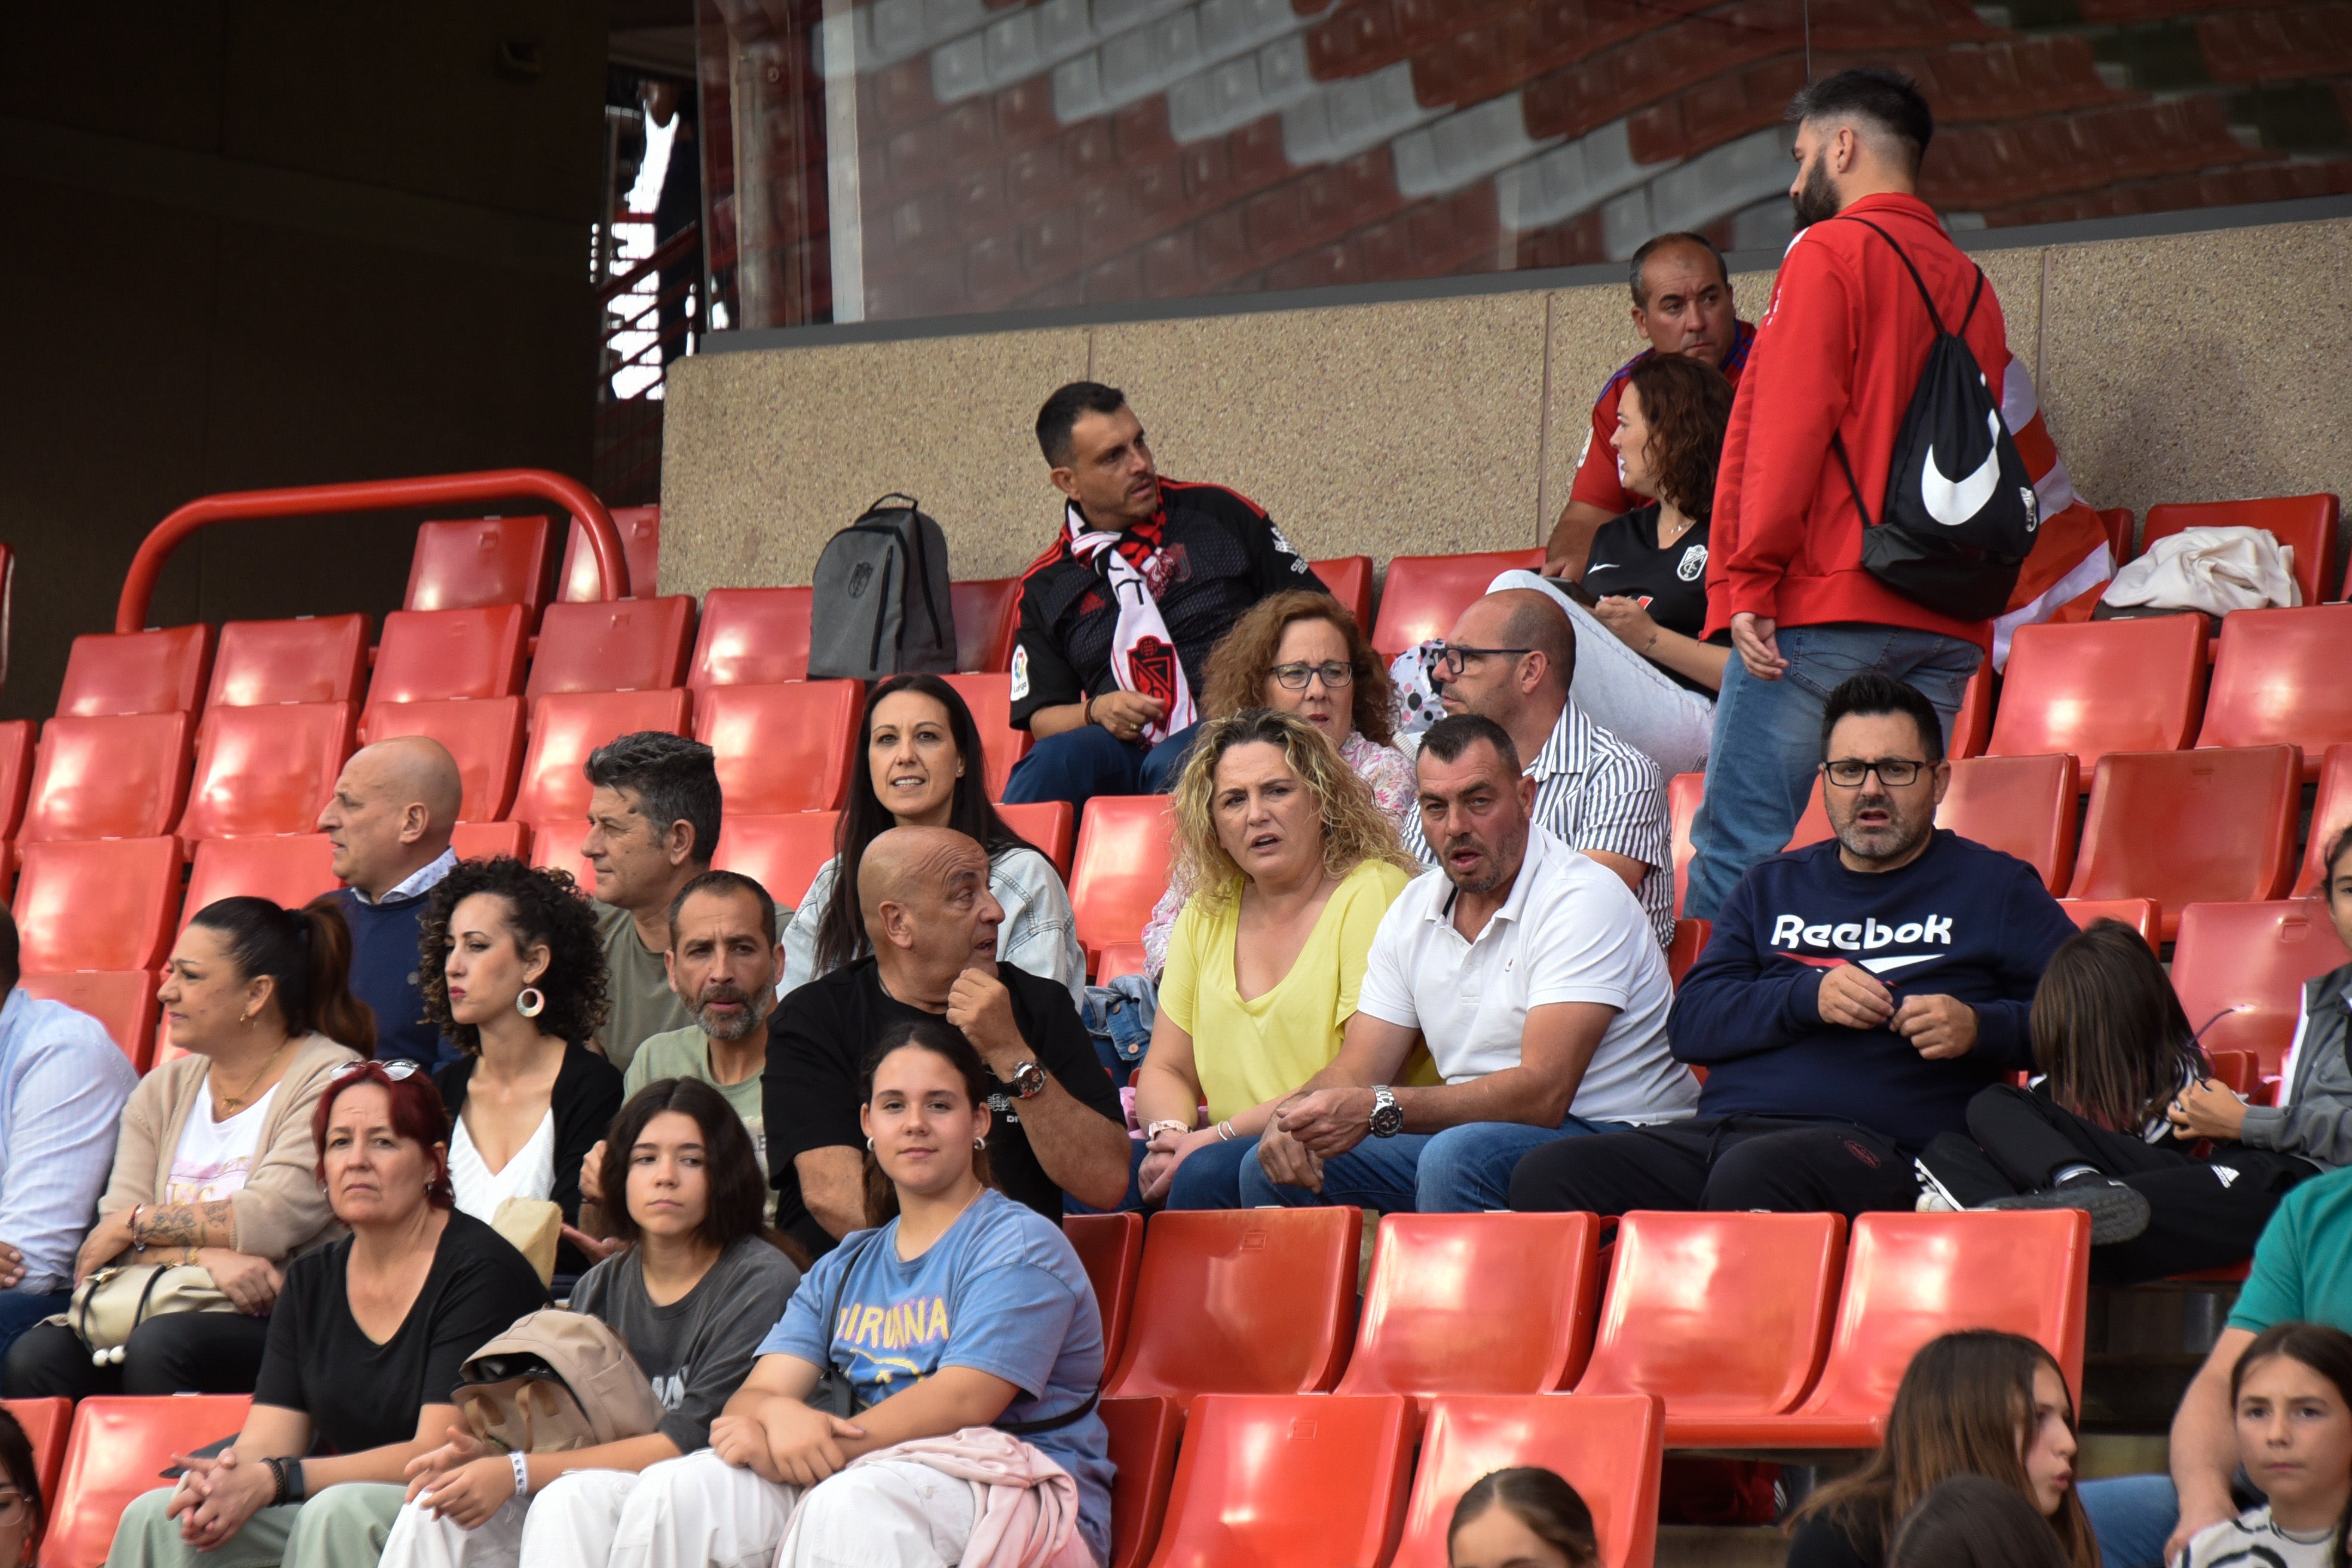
214, 1036, 293, 1116
1658, 510, 1696, 548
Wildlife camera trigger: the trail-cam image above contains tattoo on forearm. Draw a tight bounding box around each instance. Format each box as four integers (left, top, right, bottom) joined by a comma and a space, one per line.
139, 1202, 235, 1249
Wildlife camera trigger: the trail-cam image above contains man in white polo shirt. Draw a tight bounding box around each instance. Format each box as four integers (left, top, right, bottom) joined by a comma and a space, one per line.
1244, 712, 1697, 1213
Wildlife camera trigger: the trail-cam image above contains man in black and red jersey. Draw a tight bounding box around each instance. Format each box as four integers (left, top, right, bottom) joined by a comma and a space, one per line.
1542, 232, 1756, 579
1002, 381, 1325, 810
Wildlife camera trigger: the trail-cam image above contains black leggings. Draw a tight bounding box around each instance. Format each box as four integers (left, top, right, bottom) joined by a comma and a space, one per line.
1507, 1116, 1923, 1220
3, 1310, 272, 1399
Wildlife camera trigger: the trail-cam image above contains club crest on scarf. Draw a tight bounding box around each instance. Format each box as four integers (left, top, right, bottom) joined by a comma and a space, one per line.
1061, 501, 1199, 745
1126, 636, 1178, 710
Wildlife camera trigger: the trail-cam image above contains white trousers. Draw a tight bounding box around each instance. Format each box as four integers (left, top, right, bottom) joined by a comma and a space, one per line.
379, 1468, 651, 1568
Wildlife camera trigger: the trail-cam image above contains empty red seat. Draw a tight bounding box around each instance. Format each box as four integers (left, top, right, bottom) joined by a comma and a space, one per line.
1065, 1212, 1144, 1373
510, 690, 693, 828
356, 697, 528, 823
20, 713, 192, 844
711, 812, 841, 909
1575, 1212, 1845, 1447
526, 596, 696, 699
1310, 556, 1374, 630
2207, 1049, 2262, 1097
2060, 898, 2161, 948
2143, 494, 2341, 608
2097, 507, 2135, 566
0, 721, 33, 845
559, 505, 660, 602
1102, 1395, 1181, 1568
1144, 1394, 1414, 1568
406, 515, 553, 623
208, 615, 369, 709
1991, 618, 2209, 790
1070, 797, 1177, 963
941, 673, 1029, 800
1096, 941, 1148, 984
2, 1395, 69, 1526
451, 819, 531, 861
1786, 777, 1833, 850
56, 626, 213, 717
367, 607, 529, 709
17, 971, 160, 1071
998, 800, 1074, 878
951, 578, 1022, 672
2069, 746, 2299, 941
44, 1395, 253, 1568
1395, 1394, 1664, 1568
1107, 1208, 1361, 1411
176, 703, 357, 844
2197, 604, 2352, 779
1370, 548, 1548, 660
1938, 753, 2079, 893
1336, 1212, 1601, 1405
2172, 901, 2352, 1076
1951, 666, 1993, 760
1668, 772, 1702, 917
181, 835, 339, 926
690, 587, 812, 688
695, 681, 859, 816
2299, 743, 2352, 896
1666, 919, 1709, 985
13, 838, 183, 972
528, 816, 593, 886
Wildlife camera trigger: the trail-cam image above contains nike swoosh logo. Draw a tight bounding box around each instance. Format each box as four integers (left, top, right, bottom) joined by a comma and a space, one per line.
1861, 954, 1943, 975
1921, 406, 2002, 527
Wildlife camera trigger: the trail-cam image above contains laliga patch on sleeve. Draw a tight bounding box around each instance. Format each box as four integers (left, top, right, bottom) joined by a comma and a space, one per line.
1009, 644, 1030, 702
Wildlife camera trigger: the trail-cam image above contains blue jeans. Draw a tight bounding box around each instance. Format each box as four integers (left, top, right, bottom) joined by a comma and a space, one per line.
0, 1290, 68, 1364
2078, 1475, 2178, 1568
1685, 621, 1981, 921
1003, 721, 1199, 809
1164, 1134, 1262, 1210
1235, 1114, 1623, 1214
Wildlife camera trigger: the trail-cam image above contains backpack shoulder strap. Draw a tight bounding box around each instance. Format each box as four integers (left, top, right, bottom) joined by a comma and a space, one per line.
1832, 215, 1951, 338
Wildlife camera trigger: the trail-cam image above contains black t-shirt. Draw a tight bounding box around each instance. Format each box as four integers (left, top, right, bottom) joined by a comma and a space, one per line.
1785, 1511, 1880, 1568
253, 1209, 546, 1456
1579, 504, 1728, 696
763, 958, 1125, 1257
1009, 479, 1325, 727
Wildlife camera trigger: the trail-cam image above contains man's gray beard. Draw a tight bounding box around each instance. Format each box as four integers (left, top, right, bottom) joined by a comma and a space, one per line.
697, 1000, 768, 1042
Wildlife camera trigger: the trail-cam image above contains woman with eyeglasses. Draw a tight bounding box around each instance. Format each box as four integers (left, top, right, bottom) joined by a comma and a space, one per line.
0, 1407, 42, 1567
4, 896, 371, 1402
1139, 589, 1414, 976
103, 1059, 547, 1567
419, 858, 624, 1280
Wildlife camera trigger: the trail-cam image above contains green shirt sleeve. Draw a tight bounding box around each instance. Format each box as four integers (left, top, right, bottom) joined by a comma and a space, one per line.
2228, 1186, 2308, 1333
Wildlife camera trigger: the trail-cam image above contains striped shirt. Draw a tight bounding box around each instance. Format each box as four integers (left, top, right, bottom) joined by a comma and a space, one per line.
0, 987, 139, 1294
1405, 700, 1674, 949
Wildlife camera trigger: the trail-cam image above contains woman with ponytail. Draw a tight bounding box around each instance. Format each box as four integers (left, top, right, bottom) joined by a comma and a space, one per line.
4, 896, 370, 1399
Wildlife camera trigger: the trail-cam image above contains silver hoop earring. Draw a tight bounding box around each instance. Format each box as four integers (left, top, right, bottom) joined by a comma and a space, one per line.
516, 987, 546, 1019
973, 1136, 986, 1150
865, 1137, 875, 1153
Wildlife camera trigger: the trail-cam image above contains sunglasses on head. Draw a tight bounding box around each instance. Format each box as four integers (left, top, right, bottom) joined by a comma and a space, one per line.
329, 1059, 422, 1083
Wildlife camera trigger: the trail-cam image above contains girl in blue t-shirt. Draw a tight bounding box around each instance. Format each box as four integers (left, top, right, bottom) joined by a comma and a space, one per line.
602, 1017, 1114, 1568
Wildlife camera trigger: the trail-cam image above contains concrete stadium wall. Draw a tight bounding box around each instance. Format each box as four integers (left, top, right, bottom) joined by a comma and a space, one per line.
660, 205, 2352, 596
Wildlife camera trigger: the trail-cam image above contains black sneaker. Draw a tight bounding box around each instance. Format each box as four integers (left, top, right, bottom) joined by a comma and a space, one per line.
1979, 1177, 2152, 1244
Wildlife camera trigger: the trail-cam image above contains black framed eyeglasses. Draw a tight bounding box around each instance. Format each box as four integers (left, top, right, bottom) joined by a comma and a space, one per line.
1821, 758, 1928, 789
1432, 643, 1534, 677
1270, 660, 1354, 690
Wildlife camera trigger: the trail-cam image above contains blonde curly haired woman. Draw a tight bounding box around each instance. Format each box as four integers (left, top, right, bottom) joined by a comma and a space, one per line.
1134, 708, 1427, 1210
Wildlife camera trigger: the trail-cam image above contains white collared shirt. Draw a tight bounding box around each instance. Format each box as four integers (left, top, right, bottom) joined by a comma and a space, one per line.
353, 846, 459, 906
1358, 825, 1695, 1125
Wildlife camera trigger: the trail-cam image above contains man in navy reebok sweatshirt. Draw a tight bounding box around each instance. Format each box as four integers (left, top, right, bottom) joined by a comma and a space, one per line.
1509, 672, 2077, 1219
318, 736, 464, 1068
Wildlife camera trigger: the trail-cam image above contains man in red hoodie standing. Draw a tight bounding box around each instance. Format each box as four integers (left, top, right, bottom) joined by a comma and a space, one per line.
1685, 68, 2002, 923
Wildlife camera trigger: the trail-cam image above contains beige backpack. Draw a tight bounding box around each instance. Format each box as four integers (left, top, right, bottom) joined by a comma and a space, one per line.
452, 1309, 666, 1453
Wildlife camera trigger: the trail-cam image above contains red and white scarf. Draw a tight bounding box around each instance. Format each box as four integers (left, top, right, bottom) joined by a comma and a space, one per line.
1061, 503, 1196, 745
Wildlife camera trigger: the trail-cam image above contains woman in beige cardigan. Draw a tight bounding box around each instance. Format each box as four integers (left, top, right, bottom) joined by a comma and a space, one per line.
3, 895, 373, 1399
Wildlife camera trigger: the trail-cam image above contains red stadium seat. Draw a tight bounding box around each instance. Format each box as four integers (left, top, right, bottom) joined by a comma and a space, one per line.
1144, 1393, 1415, 1568
1370, 548, 1548, 660
2172, 901, 2352, 1075
2060, 898, 2161, 948
44, 1394, 253, 1568
1575, 1212, 1845, 1446
13, 838, 183, 972
1952, 666, 1993, 761
2208, 1050, 2262, 1097
1095, 942, 1148, 984
1107, 1208, 1361, 1411
367, 607, 529, 709
20, 713, 193, 844
180, 835, 339, 927
997, 801, 1074, 879
1102, 1395, 1180, 1568
56, 626, 213, 717
2143, 494, 2341, 609
1668, 773, 1702, 917
695, 681, 859, 816
1070, 797, 1177, 963
1666, 919, 1709, 986
357, 697, 527, 823
559, 506, 660, 602
0, 721, 33, 845
406, 515, 553, 623
17, 972, 160, 1071
525, 597, 696, 699
1787, 778, 1833, 850
451, 820, 531, 861
1677, 1212, 2088, 1448
711, 812, 841, 910
176, 704, 357, 844
2068, 746, 2299, 941
2197, 605, 2352, 779
1937, 754, 2079, 894
1992, 618, 2209, 791
528, 816, 593, 886
1309, 556, 1374, 630
207, 616, 369, 709
951, 578, 1022, 672
510, 690, 693, 827
2098, 507, 2135, 566
1395, 1394, 1665, 1568
689, 587, 812, 688
939, 673, 1029, 800
1335, 1212, 1602, 1405
2299, 743, 2352, 896
1065, 1213, 1144, 1373
1, 1396, 69, 1530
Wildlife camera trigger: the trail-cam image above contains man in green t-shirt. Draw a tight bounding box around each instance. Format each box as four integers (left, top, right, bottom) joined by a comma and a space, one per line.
581, 731, 718, 1073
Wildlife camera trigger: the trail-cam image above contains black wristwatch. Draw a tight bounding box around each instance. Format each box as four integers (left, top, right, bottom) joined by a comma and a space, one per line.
1368, 1086, 1404, 1138
1009, 1060, 1049, 1100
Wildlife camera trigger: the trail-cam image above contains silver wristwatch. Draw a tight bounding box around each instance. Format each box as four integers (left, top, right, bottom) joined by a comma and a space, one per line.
1008, 1060, 1049, 1100
1368, 1085, 1404, 1138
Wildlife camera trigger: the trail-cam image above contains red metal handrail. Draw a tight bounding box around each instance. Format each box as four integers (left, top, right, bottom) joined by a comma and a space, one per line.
115, 468, 631, 634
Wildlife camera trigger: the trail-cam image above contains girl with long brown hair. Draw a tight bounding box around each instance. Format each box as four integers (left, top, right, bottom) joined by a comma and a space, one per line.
2186, 1321, 2352, 1568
